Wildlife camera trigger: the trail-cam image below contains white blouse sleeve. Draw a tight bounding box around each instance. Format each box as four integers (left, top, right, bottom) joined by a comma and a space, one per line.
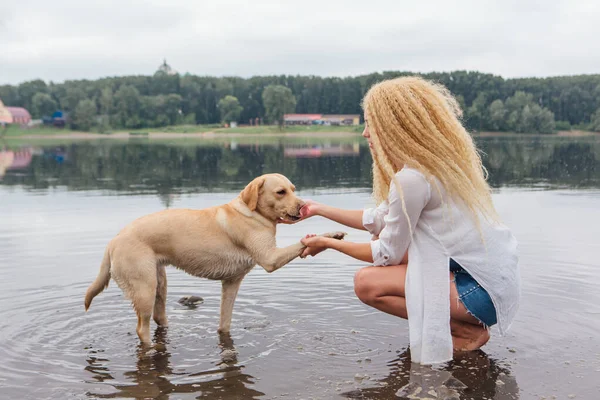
371, 169, 431, 266
362, 201, 389, 237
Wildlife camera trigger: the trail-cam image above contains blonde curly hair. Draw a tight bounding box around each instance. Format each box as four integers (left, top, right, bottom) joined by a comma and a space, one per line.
362, 76, 498, 226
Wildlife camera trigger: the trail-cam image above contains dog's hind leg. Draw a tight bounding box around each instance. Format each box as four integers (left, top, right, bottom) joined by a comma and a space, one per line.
218, 278, 243, 333
133, 281, 157, 344
153, 265, 168, 327
112, 246, 158, 345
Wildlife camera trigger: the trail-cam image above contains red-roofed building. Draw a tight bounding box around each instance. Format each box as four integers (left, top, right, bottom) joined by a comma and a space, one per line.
321, 114, 360, 126
284, 114, 322, 125
284, 113, 361, 126
6, 107, 32, 126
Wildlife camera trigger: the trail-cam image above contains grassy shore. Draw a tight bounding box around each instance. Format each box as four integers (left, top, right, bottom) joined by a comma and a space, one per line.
2, 124, 363, 138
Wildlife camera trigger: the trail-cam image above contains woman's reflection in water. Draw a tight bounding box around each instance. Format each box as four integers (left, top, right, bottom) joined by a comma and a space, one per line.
343, 348, 518, 400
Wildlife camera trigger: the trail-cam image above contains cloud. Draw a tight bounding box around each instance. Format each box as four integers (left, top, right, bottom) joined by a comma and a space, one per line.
1, 0, 599, 84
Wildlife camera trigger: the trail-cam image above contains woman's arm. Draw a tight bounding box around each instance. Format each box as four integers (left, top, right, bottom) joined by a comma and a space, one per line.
286, 200, 389, 235
279, 200, 367, 230
302, 169, 430, 265
314, 204, 366, 231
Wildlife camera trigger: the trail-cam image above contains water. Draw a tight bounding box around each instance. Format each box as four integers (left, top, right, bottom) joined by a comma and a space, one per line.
1, 135, 599, 399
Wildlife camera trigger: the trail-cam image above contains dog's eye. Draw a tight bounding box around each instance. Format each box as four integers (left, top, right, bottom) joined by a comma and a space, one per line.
277, 189, 286, 195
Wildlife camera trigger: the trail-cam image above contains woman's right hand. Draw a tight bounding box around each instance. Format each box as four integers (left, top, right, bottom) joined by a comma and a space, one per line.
299, 199, 322, 219
277, 200, 322, 225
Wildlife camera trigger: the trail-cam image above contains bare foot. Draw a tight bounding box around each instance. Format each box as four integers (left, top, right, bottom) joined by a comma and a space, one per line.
451, 319, 490, 351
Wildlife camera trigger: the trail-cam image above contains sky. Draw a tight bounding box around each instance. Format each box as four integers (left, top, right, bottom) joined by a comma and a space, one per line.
1, 0, 599, 85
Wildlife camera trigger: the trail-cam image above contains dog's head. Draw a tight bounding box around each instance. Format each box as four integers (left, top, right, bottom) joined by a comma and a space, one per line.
240, 174, 305, 223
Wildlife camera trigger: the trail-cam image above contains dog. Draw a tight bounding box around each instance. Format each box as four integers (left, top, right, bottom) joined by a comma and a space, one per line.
84, 173, 346, 344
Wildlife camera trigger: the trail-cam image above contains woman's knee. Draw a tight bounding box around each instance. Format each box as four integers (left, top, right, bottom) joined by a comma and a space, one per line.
354, 267, 377, 305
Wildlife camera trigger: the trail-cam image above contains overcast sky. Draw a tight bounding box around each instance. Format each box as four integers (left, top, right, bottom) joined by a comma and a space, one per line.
1, 0, 599, 85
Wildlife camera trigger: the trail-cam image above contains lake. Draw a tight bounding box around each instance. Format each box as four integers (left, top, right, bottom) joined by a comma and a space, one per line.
1, 135, 599, 399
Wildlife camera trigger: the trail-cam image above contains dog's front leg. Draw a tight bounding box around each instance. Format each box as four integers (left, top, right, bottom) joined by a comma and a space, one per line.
218, 278, 243, 333
251, 231, 347, 273
257, 242, 306, 273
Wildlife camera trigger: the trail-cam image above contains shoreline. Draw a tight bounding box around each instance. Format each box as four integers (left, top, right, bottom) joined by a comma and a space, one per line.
3, 129, 598, 141
7, 130, 362, 140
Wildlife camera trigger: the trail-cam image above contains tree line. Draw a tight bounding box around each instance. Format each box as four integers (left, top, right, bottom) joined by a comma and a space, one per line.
1, 70, 600, 133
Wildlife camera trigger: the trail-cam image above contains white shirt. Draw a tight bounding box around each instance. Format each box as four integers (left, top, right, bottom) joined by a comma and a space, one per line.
363, 167, 520, 365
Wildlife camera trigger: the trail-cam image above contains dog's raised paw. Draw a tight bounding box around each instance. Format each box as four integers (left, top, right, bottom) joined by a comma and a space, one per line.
322, 231, 347, 240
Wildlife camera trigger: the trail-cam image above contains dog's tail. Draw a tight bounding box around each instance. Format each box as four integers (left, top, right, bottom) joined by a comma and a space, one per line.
85, 248, 111, 311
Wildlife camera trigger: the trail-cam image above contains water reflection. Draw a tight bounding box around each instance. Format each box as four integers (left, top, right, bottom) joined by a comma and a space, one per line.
343, 349, 518, 400
1, 137, 599, 198
85, 329, 263, 399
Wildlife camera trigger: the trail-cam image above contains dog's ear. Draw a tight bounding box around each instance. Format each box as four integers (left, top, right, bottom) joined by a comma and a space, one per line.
240, 177, 265, 211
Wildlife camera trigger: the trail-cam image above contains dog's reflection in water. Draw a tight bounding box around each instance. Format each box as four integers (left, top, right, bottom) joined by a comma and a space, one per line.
84, 329, 264, 399
342, 349, 519, 400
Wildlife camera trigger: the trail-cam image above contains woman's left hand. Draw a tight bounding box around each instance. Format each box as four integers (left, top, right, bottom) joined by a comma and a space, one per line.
300, 234, 329, 258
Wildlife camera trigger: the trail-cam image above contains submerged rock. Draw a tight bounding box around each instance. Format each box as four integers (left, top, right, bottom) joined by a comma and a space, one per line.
177, 295, 204, 307
220, 348, 238, 363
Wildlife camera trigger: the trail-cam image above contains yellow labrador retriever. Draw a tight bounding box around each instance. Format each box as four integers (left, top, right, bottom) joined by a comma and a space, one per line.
84, 173, 345, 344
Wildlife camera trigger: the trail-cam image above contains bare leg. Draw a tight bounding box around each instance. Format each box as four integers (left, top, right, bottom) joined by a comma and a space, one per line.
218, 278, 243, 333
153, 265, 168, 327
353, 264, 489, 351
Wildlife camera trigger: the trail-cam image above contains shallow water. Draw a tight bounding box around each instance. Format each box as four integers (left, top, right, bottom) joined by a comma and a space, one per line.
1, 136, 600, 399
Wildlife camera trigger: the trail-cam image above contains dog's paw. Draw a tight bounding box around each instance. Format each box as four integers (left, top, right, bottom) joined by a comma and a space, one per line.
321, 231, 347, 240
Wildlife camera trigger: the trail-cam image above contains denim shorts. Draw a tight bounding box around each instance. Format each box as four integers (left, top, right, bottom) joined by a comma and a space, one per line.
450, 258, 497, 327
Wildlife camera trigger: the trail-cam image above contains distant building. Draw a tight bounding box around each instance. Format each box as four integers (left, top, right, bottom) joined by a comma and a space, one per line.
284, 114, 323, 125
284, 113, 361, 126
6, 107, 32, 127
320, 114, 361, 126
0, 99, 12, 124
156, 59, 178, 76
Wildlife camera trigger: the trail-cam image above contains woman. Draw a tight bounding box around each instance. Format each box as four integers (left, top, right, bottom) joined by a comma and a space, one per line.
297, 77, 520, 365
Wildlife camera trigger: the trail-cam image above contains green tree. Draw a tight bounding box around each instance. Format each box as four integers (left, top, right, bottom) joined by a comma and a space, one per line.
64, 87, 87, 112
591, 108, 600, 132
72, 99, 97, 131
99, 87, 113, 115
530, 104, 555, 134
466, 92, 488, 131
262, 85, 296, 129
163, 94, 183, 125
488, 99, 506, 131
114, 85, 142, 128
503, 91, 555, 133
31, 93, 57, 118
17, 80, 48, 111
0, 85, 19, 107
217, 95, 243, 124
138, 94, 183, 127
